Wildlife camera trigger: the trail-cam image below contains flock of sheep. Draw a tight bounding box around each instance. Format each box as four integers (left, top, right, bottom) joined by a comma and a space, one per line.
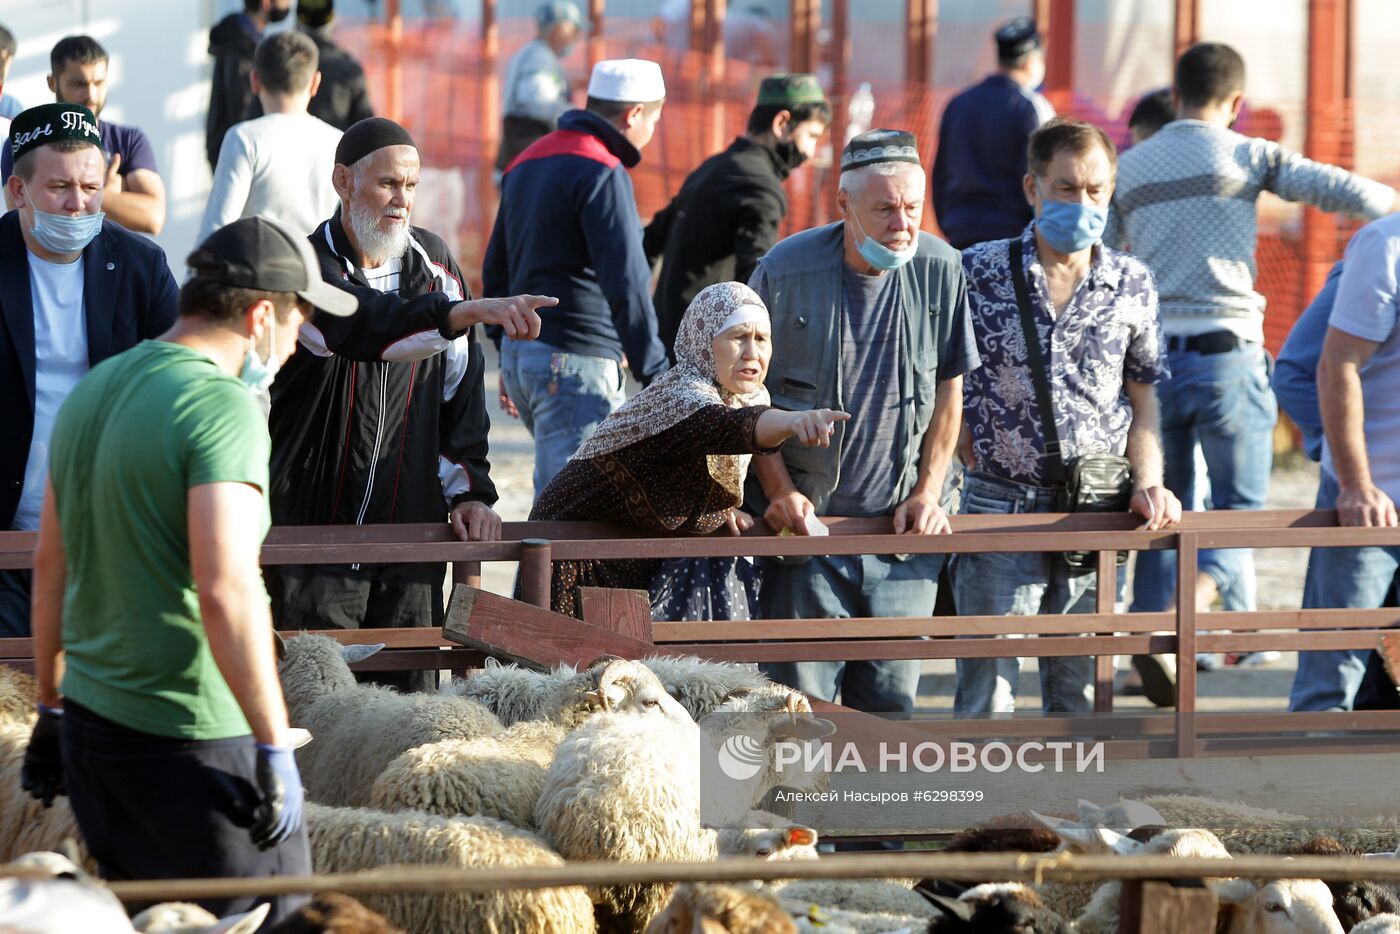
3, 645, 1400, 932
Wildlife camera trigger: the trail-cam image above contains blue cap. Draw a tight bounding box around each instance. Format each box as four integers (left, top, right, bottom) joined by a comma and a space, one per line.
537, 1, 583, 27
995, 17, 1042, 59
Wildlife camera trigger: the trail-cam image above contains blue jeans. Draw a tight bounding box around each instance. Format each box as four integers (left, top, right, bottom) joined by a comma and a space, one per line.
951, 472, 1099, 716
1130, 340, 1277, 612
1289, 472, 1393, 711
759, 551, 944, 715
500, 339, 627, 495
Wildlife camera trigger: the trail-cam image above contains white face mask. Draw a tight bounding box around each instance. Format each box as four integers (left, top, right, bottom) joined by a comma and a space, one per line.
1025, 55, 1047, 91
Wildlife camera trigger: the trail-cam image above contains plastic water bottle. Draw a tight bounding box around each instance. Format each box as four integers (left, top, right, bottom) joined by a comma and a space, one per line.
845, 82, 875, 145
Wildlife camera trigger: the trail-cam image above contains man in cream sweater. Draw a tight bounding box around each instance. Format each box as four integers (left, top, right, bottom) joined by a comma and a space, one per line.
198, 29, 341, 243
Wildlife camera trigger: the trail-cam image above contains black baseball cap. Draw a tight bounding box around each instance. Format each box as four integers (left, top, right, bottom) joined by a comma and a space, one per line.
186, 216, 358, 317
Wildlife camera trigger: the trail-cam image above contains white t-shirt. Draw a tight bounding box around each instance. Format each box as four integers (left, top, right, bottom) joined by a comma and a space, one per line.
197, 112, 343, 245
14, 253, 89, 531
1322, 212, 1400, 501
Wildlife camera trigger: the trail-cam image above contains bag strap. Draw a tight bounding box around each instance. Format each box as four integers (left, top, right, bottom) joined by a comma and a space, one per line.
1008, 238, 1065, 487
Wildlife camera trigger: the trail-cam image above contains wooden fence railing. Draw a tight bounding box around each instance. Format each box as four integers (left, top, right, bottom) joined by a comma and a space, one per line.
3, 509, 1399, 761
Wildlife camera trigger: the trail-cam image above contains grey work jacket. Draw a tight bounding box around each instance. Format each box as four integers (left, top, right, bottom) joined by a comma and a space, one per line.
744, 222, 968, 517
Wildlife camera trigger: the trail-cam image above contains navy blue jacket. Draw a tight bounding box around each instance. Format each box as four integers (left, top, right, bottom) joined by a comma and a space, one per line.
0, 211, 178, 528
483, 109, 667, 384
932, 74, 1052, 249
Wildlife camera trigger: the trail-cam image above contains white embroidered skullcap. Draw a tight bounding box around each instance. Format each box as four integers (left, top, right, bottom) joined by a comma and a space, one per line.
587, 59, 666, 103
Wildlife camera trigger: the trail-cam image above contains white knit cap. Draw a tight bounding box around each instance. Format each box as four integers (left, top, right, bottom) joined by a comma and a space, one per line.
587, 59, 666, 103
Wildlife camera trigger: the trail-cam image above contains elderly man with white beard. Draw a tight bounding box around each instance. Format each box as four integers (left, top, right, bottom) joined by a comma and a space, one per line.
266, 118, 556, 689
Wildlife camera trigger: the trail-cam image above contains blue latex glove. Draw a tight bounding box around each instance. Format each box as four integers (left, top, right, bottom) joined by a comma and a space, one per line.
251, 743, 304, 850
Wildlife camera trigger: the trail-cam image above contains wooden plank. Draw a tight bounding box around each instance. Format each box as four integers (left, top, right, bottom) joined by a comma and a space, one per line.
443, 585, 670, 669
578, 587, 654, 643
1119, 880, 1218, 933
349, 648, 486, 672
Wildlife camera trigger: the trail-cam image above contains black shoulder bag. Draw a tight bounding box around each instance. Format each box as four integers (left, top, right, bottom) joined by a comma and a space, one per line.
1009, 239, 1133, 569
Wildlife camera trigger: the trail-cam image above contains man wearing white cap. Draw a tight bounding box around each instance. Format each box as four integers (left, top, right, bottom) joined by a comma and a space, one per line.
485, 58, 670, 494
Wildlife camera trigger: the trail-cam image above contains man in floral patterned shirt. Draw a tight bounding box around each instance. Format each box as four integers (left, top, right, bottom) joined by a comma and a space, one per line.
954, 118, 1181, 716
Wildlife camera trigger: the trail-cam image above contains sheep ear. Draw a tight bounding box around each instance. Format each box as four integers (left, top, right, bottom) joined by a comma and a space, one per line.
786, 825, 818, 848
208, 903, 271, 934
1116, 799, 1167, 828
339, 643, 386, 664
1076, 799, 1103, 821
919, 891, 975, 921
1208, 878, 1258, 904
1101, 828, 1141, 855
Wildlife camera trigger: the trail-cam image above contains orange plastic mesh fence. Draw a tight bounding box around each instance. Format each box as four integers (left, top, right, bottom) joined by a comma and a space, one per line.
337, 6, 1394, 356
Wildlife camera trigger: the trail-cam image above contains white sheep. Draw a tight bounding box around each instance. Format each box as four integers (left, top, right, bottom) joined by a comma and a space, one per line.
369, 719, 566, 829
304, 801, 594, 934
1140, 794, 1400, 855
440, 657, 582, 726
0, 723, 90, 870
1210, 876, 1345, 934
715, 815, 819, 862
131, 901, 269, 933
778, 895, 927, 934
1353, 914, 1400, 933
645, 882, 800, 934
278, 634, 502, 806
637, 656, 773, 722
0, 665, 37, 724
535, 659, 714, 934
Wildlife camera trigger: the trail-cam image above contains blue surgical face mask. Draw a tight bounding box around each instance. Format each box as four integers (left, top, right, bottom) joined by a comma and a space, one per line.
849, 210, 918, 272
1035, 183, 1107, 254
29, 208, 105, 255
240, 314, 279, 396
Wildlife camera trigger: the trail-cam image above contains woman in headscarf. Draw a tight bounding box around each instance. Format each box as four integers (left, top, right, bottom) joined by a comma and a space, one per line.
529, 281, 848, 619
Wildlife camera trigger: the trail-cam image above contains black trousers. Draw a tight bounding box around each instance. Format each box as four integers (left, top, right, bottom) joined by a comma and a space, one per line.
61, 701, 311, 928
0, 568, 31, 637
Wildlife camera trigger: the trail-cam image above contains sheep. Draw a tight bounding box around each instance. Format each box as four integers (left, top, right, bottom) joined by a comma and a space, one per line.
1284, 836, 1400, 929
1044, 825, 1232, 930
778, 898, 925, 934
263, 893, 407, 934
131, 902, 269, 933
1140, 794, 1400, 855
645, 882, 799, 934
536, 659, 714, 934
278, 634, 502, 806
304, 802, 594, 934
770, 878, 936, 921
373, 658, 742, 829
369, 719, 566, 829
0, 665, 37, 724
1210, 876, 1345, 934
698, 693, 837, 826
440, 657, 582, 726
1354, 915, 1400, 934
921, 882, 1072, 933
636, 656, 773, 722
0, 722, 90, 870
715, 817, 819, 862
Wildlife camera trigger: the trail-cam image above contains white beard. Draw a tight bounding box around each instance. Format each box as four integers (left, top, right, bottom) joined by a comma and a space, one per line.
349, 199, 411, 266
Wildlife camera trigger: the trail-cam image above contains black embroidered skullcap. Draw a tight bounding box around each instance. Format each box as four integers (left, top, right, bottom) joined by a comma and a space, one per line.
840, 128, 920, 171
334, 117, 417, 168
9, 103, 101, 166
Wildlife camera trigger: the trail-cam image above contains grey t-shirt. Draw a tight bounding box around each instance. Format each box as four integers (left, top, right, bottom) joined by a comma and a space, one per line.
828, 265, 907, 517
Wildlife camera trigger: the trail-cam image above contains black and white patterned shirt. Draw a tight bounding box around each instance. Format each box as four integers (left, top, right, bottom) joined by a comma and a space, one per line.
961, 225, 1167, 487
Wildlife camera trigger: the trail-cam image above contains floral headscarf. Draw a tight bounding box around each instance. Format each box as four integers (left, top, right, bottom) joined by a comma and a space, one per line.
571, 281, 772, 489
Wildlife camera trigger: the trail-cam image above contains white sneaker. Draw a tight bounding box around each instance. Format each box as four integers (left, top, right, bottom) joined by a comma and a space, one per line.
1196, 653, 1223, 671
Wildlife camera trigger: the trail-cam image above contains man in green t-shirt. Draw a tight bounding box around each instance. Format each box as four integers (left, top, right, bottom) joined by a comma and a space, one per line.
21, 215, 356, 925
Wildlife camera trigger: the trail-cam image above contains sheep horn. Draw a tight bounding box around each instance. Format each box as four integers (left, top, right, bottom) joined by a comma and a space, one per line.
784, 691, 806, 722
271, 630, 287, 662
593, 659, 636, 710
584, 653, 625, 670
